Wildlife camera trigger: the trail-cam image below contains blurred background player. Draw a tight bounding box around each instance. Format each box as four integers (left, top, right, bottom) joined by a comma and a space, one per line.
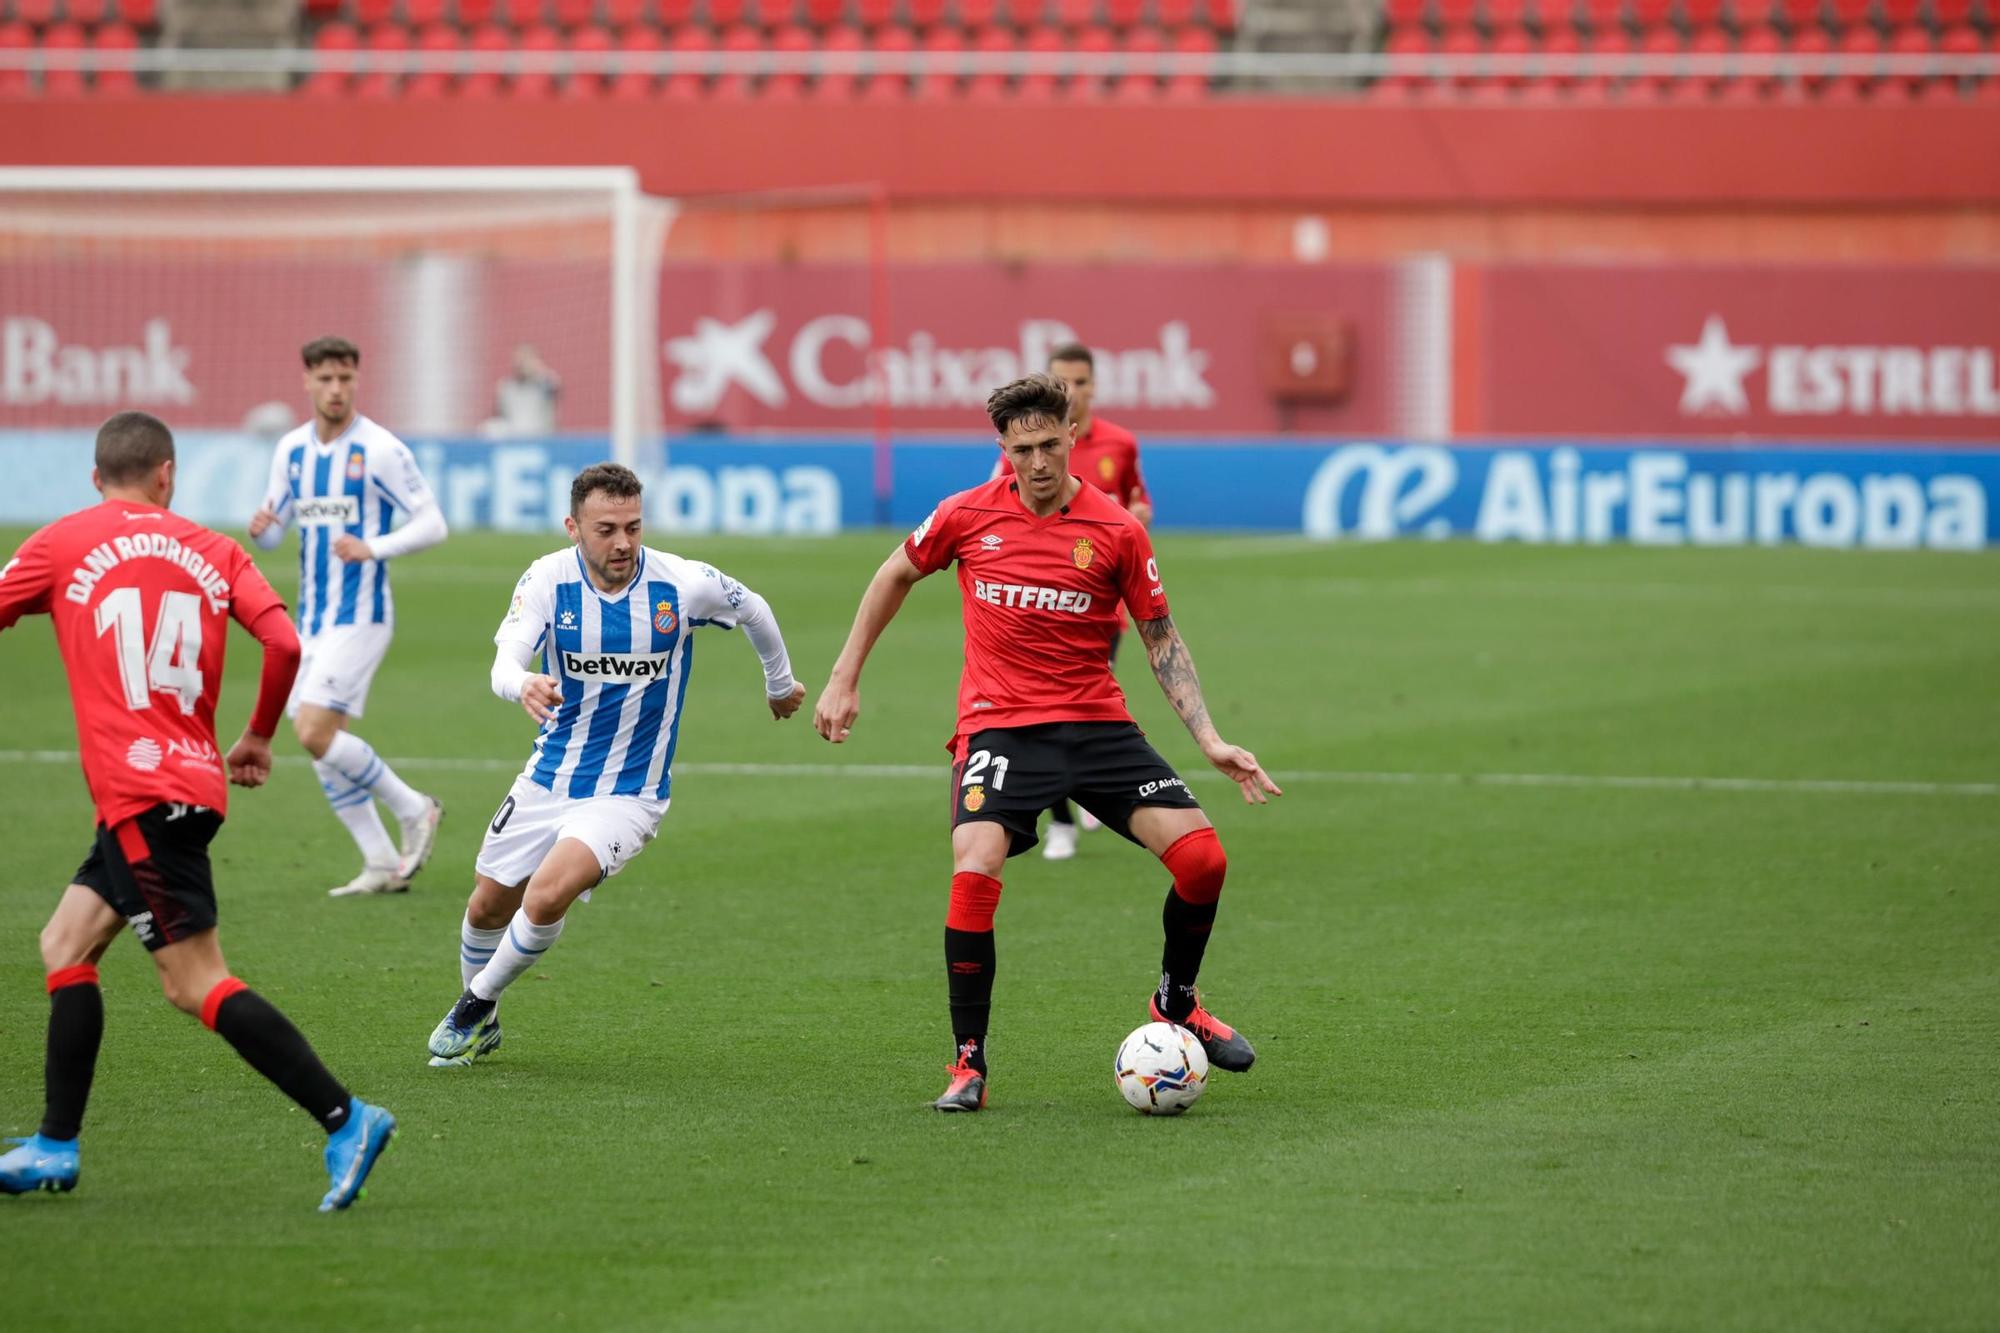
249, 336, 448, 898
484, 343, 563, 440
0, 411, 395, 1210
814, 374, 1280, 1113
1040, 341, 1153, 861
426, 464, 805, 1067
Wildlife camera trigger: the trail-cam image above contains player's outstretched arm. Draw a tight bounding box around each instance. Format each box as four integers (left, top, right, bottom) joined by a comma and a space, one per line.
491, 640, 561, 724
813, 545, 927, 744
1136, 614, 1283, 806
335, 499, 447, 564
227, 603, 303, 787
724, 585, 805, 721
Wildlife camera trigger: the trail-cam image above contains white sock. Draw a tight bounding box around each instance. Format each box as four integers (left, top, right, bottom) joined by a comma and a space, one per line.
315, 759, 398, 871
322, 732, 428, 823
460, 915, 506, 989
469, 909, 565, 1002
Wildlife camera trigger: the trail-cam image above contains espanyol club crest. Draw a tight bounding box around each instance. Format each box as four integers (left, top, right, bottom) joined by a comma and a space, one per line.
1072, 537, 1095, 571
654, 599, 678, 634
346, 452, 365, 480
962, 784, 986, 813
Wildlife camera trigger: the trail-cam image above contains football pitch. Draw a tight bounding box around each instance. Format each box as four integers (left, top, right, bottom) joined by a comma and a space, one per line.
1, 527, 1996, 1332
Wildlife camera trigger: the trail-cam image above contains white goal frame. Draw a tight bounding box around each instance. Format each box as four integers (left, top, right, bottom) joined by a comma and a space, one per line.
0, 165, 671, 467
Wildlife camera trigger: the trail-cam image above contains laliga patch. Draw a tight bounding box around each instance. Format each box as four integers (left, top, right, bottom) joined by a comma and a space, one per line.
1072, 537, 1095, 570
962, 784, 986, 813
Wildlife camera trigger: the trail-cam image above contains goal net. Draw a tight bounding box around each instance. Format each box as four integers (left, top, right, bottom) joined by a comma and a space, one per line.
0, 167, 673, 465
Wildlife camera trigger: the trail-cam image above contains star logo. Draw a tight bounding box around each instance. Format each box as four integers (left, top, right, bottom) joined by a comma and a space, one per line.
663, 310, 787, 414
1666, 316, 1762, 415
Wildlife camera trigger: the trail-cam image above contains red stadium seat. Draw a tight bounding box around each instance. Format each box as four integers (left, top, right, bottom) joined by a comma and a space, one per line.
710, 23, 760, 97
303, 0, 343, 15
607, 23, 659, 97
1878, 0, 1919, 22
853, 0, 895, 24
1687, 24, 1729, 90
0, 20, 33, 97
457, 0, 496, 24
1578, 0, 1621, 32
1005, 0, 1048, 27
402, 0, 444, 24
1633, 25, 1679, 91
1631, 0, 1672, 28
90, 20, 139, 92
1679, 0, 1725, 26
355, 0, 397, 26
502, 0, 543, 27
1774, 0, 1819, 29
510, 22, 559, 96
1884, 23, 1931, 91
913, 24, 963, 97
1735, 23, 1780, 90
1829, 22, 1878, 93
1018, 23, 1063, 96
456, 23, 506, 95
1167, 23, 1214, 95
710, 0, 745, 26
811, 23, 859, 97
600, 0, 641, 23
1490, 23, 1531, 87
803, 0, 842, 22
561, 22, 611, 95
1932, 0, 1971, 25
1382, 27, 1429, 88
14, 0, 53, 23
1055, 0, 1094, 28
1436, 0, 1476, 30
960, 0, 1000, 27
1112, 22, 1162, 95
1384, 0, 1427, 25
1584, 27, 1629, 87
552, 0, 593, 28
1106, 0, 1144, 25
352, 21, 409, 98
403, 21, 459, 97
862, 23, 913, 99
114, 0, 158, 27
1539, 23, 1581, 85
1937, 20, 1979, 94
69, 0, 108, 26
965, 24, 1014, 96
656, 0, 695, 22
661, 23, 709, 98
761, 22, 810, 96
1788, 23, 1830, 89
1436, 23, 1480, 87
1156, 0, 1194, 20
1824, 0, 1867, 28
748, 0, 797, 25
1485, 0, 1529, 27
303, 20, 359, 95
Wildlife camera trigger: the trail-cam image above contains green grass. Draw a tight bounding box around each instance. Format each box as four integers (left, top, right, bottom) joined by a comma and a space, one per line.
1, 528, 1996, 1332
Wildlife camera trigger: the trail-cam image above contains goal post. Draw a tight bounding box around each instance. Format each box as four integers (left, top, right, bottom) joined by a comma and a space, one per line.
0, 166, 675, 468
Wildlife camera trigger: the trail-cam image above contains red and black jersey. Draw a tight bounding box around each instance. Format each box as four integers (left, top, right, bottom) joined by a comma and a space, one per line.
0, 501, 288, 825
1071, 417, 1150, 511
904, 476, 1169, 744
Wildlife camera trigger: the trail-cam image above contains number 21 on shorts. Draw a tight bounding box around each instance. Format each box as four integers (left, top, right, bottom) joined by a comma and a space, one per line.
961, 749, 1009, 790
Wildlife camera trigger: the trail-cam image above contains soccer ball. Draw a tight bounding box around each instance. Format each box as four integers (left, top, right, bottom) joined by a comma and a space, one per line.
1114, 1021, 1209, 1115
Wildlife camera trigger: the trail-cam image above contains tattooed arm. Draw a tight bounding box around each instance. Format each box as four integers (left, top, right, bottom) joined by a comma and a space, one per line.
1137, 615, 1282, 805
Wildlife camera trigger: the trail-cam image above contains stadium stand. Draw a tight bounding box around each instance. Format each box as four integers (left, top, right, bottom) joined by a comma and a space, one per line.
0, 0, 1989, 98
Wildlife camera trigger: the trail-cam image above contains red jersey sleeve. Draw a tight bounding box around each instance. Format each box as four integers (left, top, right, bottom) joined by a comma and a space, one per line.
903, 494, 968, 576
226, 546, 287, 631
0, 525, 56, 631
1124, 444, 1151, 509
1118, 520, 1170, 622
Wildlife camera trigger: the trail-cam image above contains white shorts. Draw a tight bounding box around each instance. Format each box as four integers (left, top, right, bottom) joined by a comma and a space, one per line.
474, 775, 670, 891
288, 623, 393, 719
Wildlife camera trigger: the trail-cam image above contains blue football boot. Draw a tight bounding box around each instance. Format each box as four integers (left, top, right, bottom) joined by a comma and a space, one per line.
319, 1099, 395, 1213
0, 1134, 80, 1195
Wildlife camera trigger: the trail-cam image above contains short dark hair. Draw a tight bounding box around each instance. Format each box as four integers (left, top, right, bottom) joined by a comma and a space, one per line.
1047, 342, 1094, 370
301, 336, 361, 369
95, 411, 175, 485
986, 373, 1071, 437
570, 462, 644, 517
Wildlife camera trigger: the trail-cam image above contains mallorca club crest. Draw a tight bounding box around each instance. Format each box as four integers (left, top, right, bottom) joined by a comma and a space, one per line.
654, 598, 678, 634
1098, 456, 1117, 483
1072, 537, 1095, 571
962, 784, 987, 813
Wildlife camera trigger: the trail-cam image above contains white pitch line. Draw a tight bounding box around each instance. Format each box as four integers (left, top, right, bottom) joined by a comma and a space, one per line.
0, 750, 1991, 798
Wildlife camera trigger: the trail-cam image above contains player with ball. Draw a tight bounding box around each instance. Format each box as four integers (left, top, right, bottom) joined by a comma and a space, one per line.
815, 373, 1281, 1114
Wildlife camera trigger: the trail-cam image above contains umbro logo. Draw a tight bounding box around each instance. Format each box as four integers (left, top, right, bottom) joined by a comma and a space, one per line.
981, 534, 1003, 549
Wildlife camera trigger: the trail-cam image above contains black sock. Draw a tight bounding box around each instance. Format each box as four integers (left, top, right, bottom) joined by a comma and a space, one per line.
210, 988, 353, 1134
1157, 886, 1218, 1021
1049, 799, 1075, 827
40, 976, 104, 1142
945, 926, 995, 1074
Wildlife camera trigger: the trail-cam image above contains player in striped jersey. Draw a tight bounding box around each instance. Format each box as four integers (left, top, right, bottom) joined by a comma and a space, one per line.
425, 463, 804, 1067
249, 337, 448, 898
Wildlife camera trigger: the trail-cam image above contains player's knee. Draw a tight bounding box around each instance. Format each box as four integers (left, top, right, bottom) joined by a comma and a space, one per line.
159, 970, 209, 1016
292, 714, 332, 756
38, 919, 83, 972
946, 871, 1004, 933
1162, 826, 1226, 905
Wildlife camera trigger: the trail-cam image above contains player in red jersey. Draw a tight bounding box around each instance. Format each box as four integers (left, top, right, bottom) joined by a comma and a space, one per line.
814, 375, 1281, 1112
1042, 341, 1150, 859
0, 412, 395, 1209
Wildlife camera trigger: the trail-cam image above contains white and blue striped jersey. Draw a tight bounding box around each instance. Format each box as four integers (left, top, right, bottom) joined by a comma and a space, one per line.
498, 545, 752, 802
260, 415, 435, 636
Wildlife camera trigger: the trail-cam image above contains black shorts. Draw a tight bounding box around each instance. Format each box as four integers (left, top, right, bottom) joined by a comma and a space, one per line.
72, 804, 223, 953
951, 721, 1202, 857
